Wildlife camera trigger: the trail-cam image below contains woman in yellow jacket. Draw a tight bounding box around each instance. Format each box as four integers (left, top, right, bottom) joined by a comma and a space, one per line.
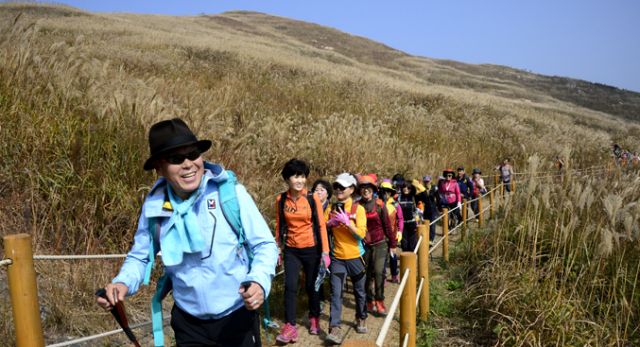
324, 173, 368, 345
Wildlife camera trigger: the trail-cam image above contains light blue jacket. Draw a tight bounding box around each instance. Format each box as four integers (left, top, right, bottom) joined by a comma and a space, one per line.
113, 162, 278, 319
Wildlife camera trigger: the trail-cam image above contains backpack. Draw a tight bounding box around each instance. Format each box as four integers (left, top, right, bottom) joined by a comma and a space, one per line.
472, 179, 481, 196
385, 199, 399, 232
277, 192, 322, 256
397, 194, 418, 221
143, 171, 260, 347
353, 198, 385, 244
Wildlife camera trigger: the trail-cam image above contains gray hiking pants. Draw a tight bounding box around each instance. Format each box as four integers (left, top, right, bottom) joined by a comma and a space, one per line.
365, 242, 388, 302
329, 256, 367, 327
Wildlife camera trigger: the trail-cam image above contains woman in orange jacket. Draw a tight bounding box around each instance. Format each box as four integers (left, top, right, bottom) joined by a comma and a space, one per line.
275, 159, 330, 341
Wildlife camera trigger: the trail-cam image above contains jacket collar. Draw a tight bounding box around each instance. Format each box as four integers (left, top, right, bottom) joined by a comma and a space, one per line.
286, 188, 308, 199
144, 162, 228, 218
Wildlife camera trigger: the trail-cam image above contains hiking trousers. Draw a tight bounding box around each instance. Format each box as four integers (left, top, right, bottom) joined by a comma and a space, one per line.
171, 304, 260, 347
365, 242, 388, 302
401, 221, 417, 252
387, 251, 398, 277
471, 194, 479, 218
329, 256, 367, 327
425, 204, 437, 241
283, 246, 321, 325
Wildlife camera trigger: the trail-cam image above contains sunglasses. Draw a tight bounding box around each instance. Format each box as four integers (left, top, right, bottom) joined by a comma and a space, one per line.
162, 149, 202, 165
333, 185, 347, 192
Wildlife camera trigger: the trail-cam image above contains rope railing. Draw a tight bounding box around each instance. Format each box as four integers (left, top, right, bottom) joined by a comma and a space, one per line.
0, 259, 13, 266
45, 316, 171, 347
33, 254, 127, 260
416, 277, 425, 308
413, 235, 424, 253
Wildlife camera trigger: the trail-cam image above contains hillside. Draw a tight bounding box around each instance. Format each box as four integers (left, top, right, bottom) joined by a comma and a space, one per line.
216, 11, 640, 121
1, 2, 639, 346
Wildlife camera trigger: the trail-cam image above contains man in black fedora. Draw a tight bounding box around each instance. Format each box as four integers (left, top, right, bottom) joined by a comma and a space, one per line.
96, 118, 278, 347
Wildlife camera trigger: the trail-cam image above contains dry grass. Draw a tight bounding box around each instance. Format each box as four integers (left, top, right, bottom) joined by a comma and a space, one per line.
460, 158, 640, 346
0, 2, 639, 345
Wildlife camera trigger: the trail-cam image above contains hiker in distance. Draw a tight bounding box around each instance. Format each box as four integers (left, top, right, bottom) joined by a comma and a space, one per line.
494, 158, 514, 196
96, 118, 278, 347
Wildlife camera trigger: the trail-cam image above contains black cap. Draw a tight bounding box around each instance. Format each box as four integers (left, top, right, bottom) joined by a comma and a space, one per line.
457, 167, 465, 171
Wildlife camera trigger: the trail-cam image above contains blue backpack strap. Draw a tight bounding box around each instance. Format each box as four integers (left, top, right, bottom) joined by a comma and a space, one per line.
218, 170, 254, 265
144, 217, 170, 347
144, 217, 160, 285
151, 274, 171, 346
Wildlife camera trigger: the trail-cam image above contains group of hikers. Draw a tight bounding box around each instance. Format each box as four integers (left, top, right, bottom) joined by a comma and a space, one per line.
612, 141, 640, 165
95, 118, 514, 346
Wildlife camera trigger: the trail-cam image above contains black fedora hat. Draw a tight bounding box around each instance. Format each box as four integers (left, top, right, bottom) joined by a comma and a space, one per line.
143, 118, 211, 170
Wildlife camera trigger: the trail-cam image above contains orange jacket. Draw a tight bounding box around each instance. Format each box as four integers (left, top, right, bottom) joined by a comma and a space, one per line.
275, 189, 329, 253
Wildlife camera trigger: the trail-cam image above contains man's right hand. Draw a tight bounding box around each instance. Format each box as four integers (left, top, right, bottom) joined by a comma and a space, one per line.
96, 282, 129, 311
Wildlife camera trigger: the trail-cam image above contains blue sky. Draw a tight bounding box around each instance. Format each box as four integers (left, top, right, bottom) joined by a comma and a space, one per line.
61, 1, 640, 92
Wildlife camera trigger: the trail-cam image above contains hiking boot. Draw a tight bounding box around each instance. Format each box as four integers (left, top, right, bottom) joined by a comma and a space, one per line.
429, 240, 434, 247
356, 318, 367, 333
376, 300, 387, 314
391, 275, 399, 283
367, 301, 377, 312
326, 326, 342, 345
309, 317, 320, 335
275, 323, 298, 343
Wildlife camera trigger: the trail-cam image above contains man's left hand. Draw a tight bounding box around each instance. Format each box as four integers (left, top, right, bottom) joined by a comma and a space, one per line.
238, 282, 264, 311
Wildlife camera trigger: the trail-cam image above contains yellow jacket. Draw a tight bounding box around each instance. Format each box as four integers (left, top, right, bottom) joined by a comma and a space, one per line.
324, 198, 367, 260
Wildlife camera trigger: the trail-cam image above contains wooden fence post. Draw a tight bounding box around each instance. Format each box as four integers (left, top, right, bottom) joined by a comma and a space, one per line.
416, 224, 429, 321
4, 234, 45, 347
462, 198, 469, 228
400, 252, 417, 347
500, 181, 504, 204
442, 208, 449, 262
490, 189, 495, 219
478, 195, 484, 228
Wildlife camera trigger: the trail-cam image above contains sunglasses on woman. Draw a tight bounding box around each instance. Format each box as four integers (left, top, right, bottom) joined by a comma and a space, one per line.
162, 149, 202, 165
333, 185, 346, 192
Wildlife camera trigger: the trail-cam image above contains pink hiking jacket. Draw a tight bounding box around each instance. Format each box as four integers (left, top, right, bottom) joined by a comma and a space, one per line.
437, 179, 461, 204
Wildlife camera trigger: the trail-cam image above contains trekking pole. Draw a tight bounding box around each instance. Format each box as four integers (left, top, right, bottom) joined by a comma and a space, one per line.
4, 234, 45, 347
95, 289, 141, 347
